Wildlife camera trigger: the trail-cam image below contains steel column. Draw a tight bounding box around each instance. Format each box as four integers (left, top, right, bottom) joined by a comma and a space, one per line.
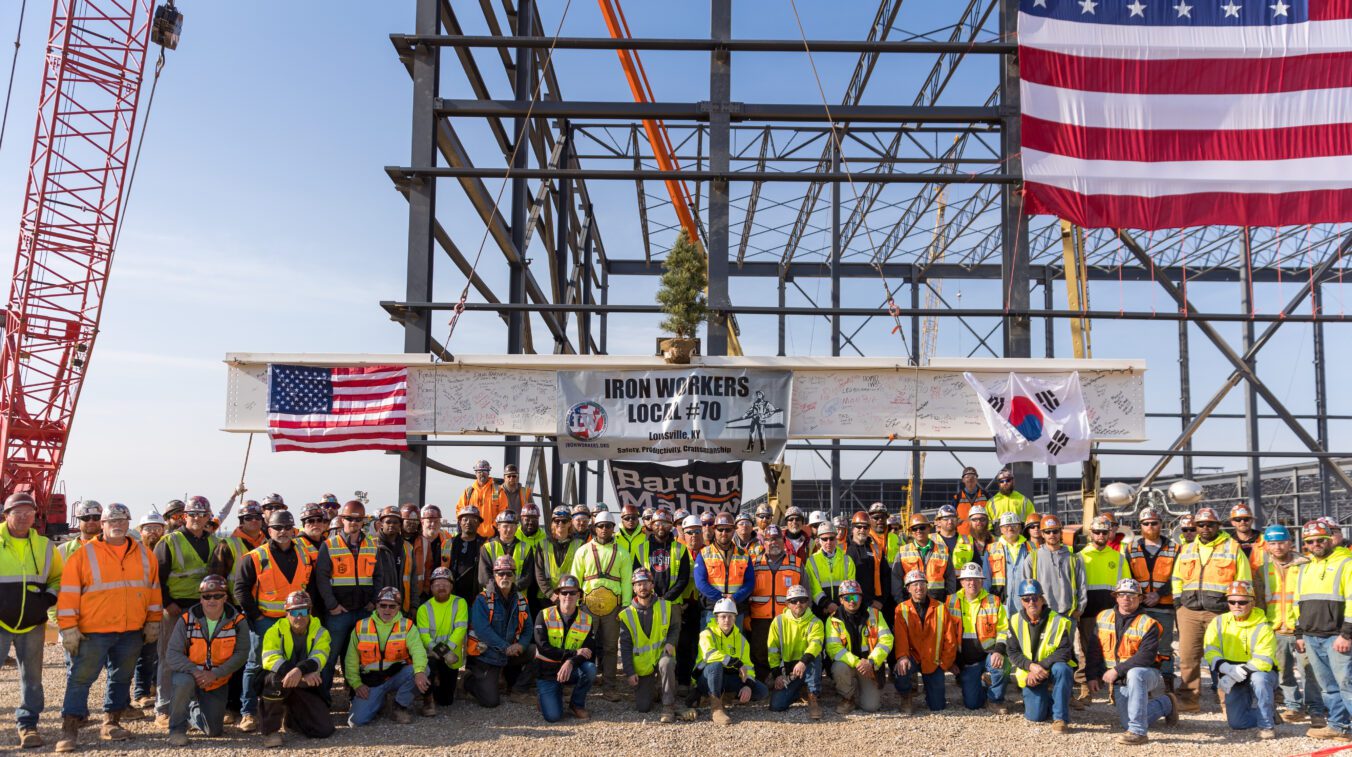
830, 133, 842, 511
1314, 282, 1332, 516
1044, 276, 1058, 515
1000, 0, 1032, 486
777, 273, 787, 356
705, 0, 731, 355
581, 214, 594, 355
1179, 319, 1193, 479
1240, 230, 1262, 523
505, 0, 535, 472
910, 279, 921, 503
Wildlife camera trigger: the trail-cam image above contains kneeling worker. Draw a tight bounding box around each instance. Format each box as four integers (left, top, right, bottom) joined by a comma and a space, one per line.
767, 584, 824, 719
259, 591, 334, 747
1008, 579, 1075, 733
620, 568, 693, 722
1205, 580, 1278, 740
696, 597, 768, 725
164, 576, 248, 746
1086, 578, 1178, 745
415, 567, 469, 715
534, 574, 598, 722
828, 579, 895, 714
892, 570, 956, 714
345, 587, 430, 727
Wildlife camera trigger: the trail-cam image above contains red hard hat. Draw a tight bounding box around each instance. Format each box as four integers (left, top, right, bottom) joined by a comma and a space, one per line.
908, 513, 929, 528
621, 504, 641, 517
339, 501, 365, 517
399, 504, 420, 520
851, 511, 869, 526
377, 505, 401, 522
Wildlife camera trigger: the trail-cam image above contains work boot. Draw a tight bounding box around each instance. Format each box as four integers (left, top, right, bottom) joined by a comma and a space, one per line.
1051, 720, 1068, 734
836, 697, 856, 715
100, 712, 131, 742
1258, 728, 1276, 740
55, 716, 80, 753
154, 713, 170, 729
117, 706, 146, 721
1282, 709, 1309, 723
660, 706, 675, 724
167, 732, 189, 747
1165, 693, 1180, 726
678, 706, 697, 721
263, 732, 284, 749
898, 694, 913, 716
133, 695, 155, 710
1313, 714, 1330, 728
808, 694, 822, 720
393, 707, 413, 725
223, 711, 239, 725
987, 700, 1009, 716
710, 697, 731, 726
237, 714, 258, 732
17, 726, 42, 749
1308, 726, 1352, 741
569, 705, 590, 720
1117, 732, 1148, 745
1177, 696, 1201, 713
419, 695, 436, 718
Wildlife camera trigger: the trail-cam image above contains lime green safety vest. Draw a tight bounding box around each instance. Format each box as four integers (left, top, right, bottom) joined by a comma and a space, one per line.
541, 606, 594, 652
164, 530, 219, 600
619, 598, 671, 676
261, 615, 330, 673
1010, 611, 1076, 688
416, 595, 470, 670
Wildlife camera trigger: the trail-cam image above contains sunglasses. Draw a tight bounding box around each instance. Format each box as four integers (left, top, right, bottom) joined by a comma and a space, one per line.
622, 515, 638, 521
558, 590, 580, 597
241, 515, 262, 522
819, 536, 836, 542
288, 609, 309, 617
78, 515, 101, 522
716, 527, 733, 533
1091, 530, 1110, 535
1140, 521, 1160, 527
1305, 539, 1327, 545
787, 598, 809, 605
201, 593, 227, 601
1181, 528, 1197, 533
594, 523, 615, 530
786, 516, 803, 522
1227, 600, 1252, 607
997, 478, 1013, 483
1019, 596, 1041, 603
494, 571, 515, 577
841, 594, 861, 602
852, 524, 869, 529
341, 516, 363, 522
376, 603, 399, 610
1233, 518, 1253, 523
302, 517, 326, 525
910, 526, 930, 532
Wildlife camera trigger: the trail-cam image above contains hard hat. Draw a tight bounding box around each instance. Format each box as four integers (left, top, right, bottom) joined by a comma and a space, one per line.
868, 502, 888, 515
1193, 507, 1221, 524
714, 512, 735, 528
185, 496, 212, 516
641, 507, 655, 521
551, 506, 571, 521
755, 504, 773, 517
75, 500, 103, 519
832, 515, 848, 531
887, 514, 901, 527
1138, 507, 1164, 522
1303, 521, 1332, 539
962, 466, 979, 477
1226, 580, 1255, 599
495, 510, 518, 525
904, 570, 926, 586
492, 555, 516, 573
458, 505, 481, 520
807, 510, 826, 526
673, 508, 689, 521
340, 500, 366, 518
1263, 524, 1291, 542
783, 506, 804, 520
735, 511, 753, 525
958, 562, 984, 581
3, 492, 36, 513
1017, 579, 1044, 598
699, 512, 715, 525
1230, 504, 1253, 520
998, 513, 1021, 528
320, 493, 339, 505
713, 598, 737, 615
572, 504, 590, 516
1040, 514, 1061, 530
139, 509, 165, 528
851, 511, 869, 526
936, 504, 957, 519
284, 591, 311, 611
621, 504, 641, 517
839, 579, 863, 597
521, 503, 539, 518
632, 568, 652, 584
1178, 515, 1195, 528
1024, 511, 1041, 526
908, 513, 929, 528
104, 503, 131, 521
268, 511, 295, 529
417, 504, 440, 519
682, 514, 701, 530
786, 584, 810, 602
653, 509, 673, 524
968, 505, 989, 521
399, 504, 420, 520
262, 493, 285, 508
1113, 578, 1142, 595
299, 504, 325, 521
591, 502, 609, 514
199, 575, 228, 595
162, 499, 186, 517
376, 505, 401, 522
473, 459, 492, 472
1320, 516, 1342, 530
504, 463, 518, 475
556, 574, 581, 593
430, 567, 452, 584
238, 501, 263, 520
762, 524, 781, 539
1090, 515, 1114, 531
816, 521, 837, 536
376, 586, 402, 605
593, 511, 616, 526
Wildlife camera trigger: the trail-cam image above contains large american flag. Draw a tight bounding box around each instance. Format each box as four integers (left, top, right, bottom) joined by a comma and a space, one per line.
1019, 0, 1352, 229
267, 364, 409, 453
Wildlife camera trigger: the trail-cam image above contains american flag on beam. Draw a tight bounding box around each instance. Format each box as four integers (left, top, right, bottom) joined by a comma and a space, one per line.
267, 364, 409, 452
1019, 0, 1352, 230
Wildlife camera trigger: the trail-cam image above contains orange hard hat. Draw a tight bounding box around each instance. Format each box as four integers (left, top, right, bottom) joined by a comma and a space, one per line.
851, 511, 869, 526
908, 513, 929, 528
340, 501, 365, 518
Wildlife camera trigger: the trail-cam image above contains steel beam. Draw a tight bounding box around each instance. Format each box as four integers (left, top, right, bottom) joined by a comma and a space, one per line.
1315, 282, 1332, 515
388, 165, 1018, 183
706, 0, 732, 356
436, 98, 1002, 123
395, 34, 1017, 54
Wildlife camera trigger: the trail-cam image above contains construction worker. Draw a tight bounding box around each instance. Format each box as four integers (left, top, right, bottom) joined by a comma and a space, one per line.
500, 463, 531, 515
345, 586, 429, 726
457, 460, 504, 538
1205, 580, 1277, 739
466, 555, 534, 707
989, 512, 1030, 602
572, 510, 632, 694
696, 597, 767, 725
410, 506, 448, 606
161, 500, 186, 534
1258, 524, 1315, 725
1293, 520, 1352, 741
616, 503, 648, 560
447, 505, 485, 601
258, 591, 333, 747
0, 492, 62, 749
826, 578, 895, 714
732, 511, 758, 552
313, 500, 378, 695
478, 510, 533, 598
767, 583, 824, 719
1230, 504, 1265, 568
748, 526, 803, 681
1171, 506, 1251, 712
1008, 579, 1076, 732
152, 495, 217, 725
209, 501, 265, 595
295, 505, 328, 616
952, 467, 989, 537
533, 573, 598, 722
571, 504, 593, 542
893, 513, 953, 604
934, 504, 975, 573
1125, 506, 1178, 692
967, 505, 994, 569
1078, 514, 1128, 704
619, 568, 691, 721
54, 502, 159, 752
891, 570, 955, 714
866, 502, 900, 563
1085, 578, 1178, 745
1006, 514, 1085, 623
60, 500, 103, 559
260, 494, 287, 519
234, 509, 311, 732
1177, 515, 1197, 545
754, 503, 774, 536
675, 514, 706, 686
414, 566, 468, 714
1025, 511, 1045, 549
702, 511, 719, 546
988, 469, 1035, 526
373, 506, 416, 614
138, 510, 166, 550
132, 510, 167, 710
951, 561, 1010, 712
846, 511, 890, 620
536, 506, 584, 601
632, 508, 691, 610
518, 502, 545, 553
805, 520, 855, 619
694, 512, 753, 626
163, 576, 247, 746
1321, 517, 1351, 558
783, 506, 811, 562
398, 503, 421, 544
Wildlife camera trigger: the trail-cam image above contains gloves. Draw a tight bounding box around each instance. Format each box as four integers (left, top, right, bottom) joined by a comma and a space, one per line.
1218, 674, 1236, 695
1230, 664, 1251, 684
143, 622, 160, 645
60, 628, 83, 656
442, 650, 459, 667
1217, 662, 1236, 677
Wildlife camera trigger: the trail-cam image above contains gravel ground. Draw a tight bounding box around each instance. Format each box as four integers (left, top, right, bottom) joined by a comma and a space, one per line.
0, 642, 1327, 755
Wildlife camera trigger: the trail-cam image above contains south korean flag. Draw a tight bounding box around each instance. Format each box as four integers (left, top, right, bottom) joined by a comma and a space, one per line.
962, 371, 1091, 465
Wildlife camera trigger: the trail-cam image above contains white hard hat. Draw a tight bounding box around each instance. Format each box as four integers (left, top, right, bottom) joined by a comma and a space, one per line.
139, 509, 166, 528
959, 562, 984, 581
713, 597, 737, 615
807, 510, 826, 526
594, 511, 616, 525
682, 514, 701, 530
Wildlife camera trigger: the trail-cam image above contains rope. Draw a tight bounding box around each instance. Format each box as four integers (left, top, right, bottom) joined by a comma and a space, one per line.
0, 0, 27, 154
114, 49, 165, 251
443, 0, 575, 352
238, 433, 253, 495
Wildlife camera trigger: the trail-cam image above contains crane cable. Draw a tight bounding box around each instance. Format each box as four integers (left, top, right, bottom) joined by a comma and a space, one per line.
0, 0, 28, 154
114, 47, 165, 251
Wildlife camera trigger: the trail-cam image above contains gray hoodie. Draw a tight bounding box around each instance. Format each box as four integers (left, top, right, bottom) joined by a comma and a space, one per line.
1005, 544, 1087, 619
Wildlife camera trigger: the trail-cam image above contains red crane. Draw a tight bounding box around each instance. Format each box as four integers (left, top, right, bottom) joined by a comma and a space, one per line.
0, 0, 179, 534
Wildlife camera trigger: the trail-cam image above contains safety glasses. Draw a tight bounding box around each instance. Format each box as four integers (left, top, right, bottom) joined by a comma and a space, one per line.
716, 527, 734, 533
341, 516, 363, 523
841, 594, 861, 603
240, 516, 262, 523
1091, 530, 1110, 535
1227, 600, 1252, 607
787, 598, 809, 605
287, 609, 309, 618
376, 602, 399, 610
1139, 521, 1160, 527
201, 593, 227, 602
301, 517, 326, 526
1019, 596, 1041, 604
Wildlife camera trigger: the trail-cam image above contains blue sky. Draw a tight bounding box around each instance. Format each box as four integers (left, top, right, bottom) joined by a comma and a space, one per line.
0, 1, 1344, 520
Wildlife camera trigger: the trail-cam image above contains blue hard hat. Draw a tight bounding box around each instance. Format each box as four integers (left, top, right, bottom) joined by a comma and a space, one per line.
1263, 524, 1291, 542
1017, 579, 1044, 598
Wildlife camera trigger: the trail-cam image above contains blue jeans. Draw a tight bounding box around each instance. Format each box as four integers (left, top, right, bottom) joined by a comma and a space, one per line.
1305, 634, 1352, 733
168, 671, 230, 736
1275, 634, 1302, 712
348, 665, 415, 726
1143, 608, 1175, 680
1022, 661, 1073, 723
536, 660, 596, 722
321, 609, 367, 692
62, 630, 142, 718
241, 616, 278, 716
958, 656, 1007, 709
894, 666, 947, 711
770, 658, 822, 711
0, 626, 47, 728
132, 639, 158, 699
697, 665, 769, 700
1114, 666, 1172, 736
1225, 670, 1277, 730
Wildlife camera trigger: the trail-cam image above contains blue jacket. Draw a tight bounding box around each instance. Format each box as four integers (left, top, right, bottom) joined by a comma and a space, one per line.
693, 552, 755, 606
469, 588, 531, 667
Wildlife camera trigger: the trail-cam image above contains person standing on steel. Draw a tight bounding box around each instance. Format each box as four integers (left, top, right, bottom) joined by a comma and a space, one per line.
457, 461, 505, 539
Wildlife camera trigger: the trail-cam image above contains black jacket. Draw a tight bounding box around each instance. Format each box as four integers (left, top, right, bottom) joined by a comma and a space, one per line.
1007, 610, 1074, 676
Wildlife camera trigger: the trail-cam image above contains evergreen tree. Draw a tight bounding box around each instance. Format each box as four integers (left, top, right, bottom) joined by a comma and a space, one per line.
656, 230, 707, 339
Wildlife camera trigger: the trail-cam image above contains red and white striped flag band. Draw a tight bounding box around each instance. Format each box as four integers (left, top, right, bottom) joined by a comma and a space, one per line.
266, 364, 409, 453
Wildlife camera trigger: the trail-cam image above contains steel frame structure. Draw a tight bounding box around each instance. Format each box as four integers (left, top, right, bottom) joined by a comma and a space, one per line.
389, 0, 1352, 523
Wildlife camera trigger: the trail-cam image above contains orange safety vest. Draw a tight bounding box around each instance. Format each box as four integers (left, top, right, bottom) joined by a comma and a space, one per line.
948, 592, 1003, 649
466, 589, 530, 657
354, 615, 413, 671
749, 552, 803, 620
894, 598, 958, 674
458, 481, 505, 539
1175, 535, 1243, 610
988, 538, 1026, 589
1095, 610, 1164, 668
1126, 538, 1177, 607
325, 533, 377, 587
896, 537, 950, 593
953, 488, 989, 537
248, 543, 313, 618
183, 609, 244, 691
700, 544, 751, 597
1263, 554, 1303, 635
298, 536, 321, 563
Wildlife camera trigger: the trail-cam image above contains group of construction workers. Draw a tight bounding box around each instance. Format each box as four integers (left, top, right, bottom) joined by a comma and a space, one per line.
0, 460, 1348, 747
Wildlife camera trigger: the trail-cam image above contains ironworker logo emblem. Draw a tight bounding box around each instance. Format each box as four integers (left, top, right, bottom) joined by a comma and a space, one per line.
565, 401, 607, 441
